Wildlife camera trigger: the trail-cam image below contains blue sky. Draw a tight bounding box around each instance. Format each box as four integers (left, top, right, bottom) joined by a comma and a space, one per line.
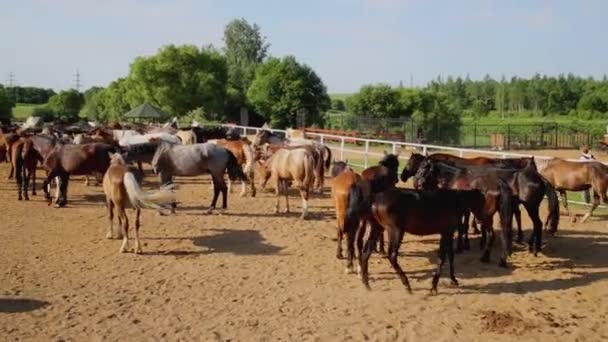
1, 0, 607, 93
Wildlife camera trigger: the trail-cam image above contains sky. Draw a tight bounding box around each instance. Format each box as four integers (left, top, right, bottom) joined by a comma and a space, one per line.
1, 0, 607, 93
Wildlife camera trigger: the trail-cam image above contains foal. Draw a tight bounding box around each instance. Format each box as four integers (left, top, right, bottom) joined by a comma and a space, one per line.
103, 153, 175, 254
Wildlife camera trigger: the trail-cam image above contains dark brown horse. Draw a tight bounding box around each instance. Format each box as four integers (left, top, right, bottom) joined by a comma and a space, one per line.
414, 159, 515, 266
12, 137, 40, 201
0, 128, 20, 179
364, 188, 490, 293
41, 143, 116, 207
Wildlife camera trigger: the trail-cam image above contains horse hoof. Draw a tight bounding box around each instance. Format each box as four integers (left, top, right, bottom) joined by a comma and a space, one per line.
336, 254, 344, 260
429, 288, 438, 295
451, 279, 459, 286
106, 234, 114, 240
344, 267, 354, 274
18, 197, 22, 201
135, 249, 143, 254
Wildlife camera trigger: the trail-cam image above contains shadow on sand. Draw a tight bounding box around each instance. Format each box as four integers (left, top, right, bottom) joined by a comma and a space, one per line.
0, 298, 49, 313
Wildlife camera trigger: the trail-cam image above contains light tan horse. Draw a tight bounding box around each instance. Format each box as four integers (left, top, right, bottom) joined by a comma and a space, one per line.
208, 138, 255, 197
176, 130, 197, 145
103, 153, 175, 254
540, 158, 608, 223
265, 147, 315, 219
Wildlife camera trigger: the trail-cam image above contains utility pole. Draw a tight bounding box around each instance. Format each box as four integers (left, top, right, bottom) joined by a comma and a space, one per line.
7, 72, 16, 87
74, 69, 82, 91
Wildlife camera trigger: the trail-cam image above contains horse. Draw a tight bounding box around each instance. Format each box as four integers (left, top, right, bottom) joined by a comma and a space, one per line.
151, 142, 248, 214
403, 153, 559, 249
118, 132, 180, 147
176, 130, 197, 145
103, 153, 175, 254
264, 147, 315, 219
191, 126, 230, 143
330, 160, 362, 272
12, 137, 39, 201
414, 159, 515, 266
363, 188, 490, 293
120, 141, 162, 174
41, 143, 116, 207
73, 133, 109, 186
90, 127, 140, 145
540, 157, 608, 223
207, 138, 256, 197
256, 143, 325, 194
0, 128, 20, 179
352, 152, 401, 256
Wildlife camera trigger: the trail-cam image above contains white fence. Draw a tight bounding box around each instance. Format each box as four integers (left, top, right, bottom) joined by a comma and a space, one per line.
225, 124, 603, 208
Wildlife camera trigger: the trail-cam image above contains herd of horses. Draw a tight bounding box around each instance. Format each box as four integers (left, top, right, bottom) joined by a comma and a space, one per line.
2, 123, 608, 294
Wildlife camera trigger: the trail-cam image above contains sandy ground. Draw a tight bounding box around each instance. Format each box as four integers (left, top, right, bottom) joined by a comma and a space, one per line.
2, 149, 608, 341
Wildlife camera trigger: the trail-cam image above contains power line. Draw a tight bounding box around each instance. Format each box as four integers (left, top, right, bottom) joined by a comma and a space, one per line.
7, 72, 16, 87
74, 69, 82, 91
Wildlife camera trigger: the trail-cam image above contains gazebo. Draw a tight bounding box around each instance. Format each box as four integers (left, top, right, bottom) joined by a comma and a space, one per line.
123, 103, 170, 123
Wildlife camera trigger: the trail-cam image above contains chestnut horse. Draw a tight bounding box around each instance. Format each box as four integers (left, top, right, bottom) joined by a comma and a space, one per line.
365, 188, 490, 293
540, 158, 608, 223
209, 138, 256, 197
12, 137, 39, 201
103, 153, 175, 254
330, 161, 361, 273
0, 128, 20, 179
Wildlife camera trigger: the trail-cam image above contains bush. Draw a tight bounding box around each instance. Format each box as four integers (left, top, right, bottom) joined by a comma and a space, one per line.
331, 98, 346, 111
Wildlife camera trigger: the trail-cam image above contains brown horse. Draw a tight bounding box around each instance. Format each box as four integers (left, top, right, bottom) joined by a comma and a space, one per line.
103, 153, 175, 254
414, 159, 515, 266
12, 137, 40, 201
42, 143, 116, 207
365, 188, 489, 293
540, 158, 608, 223
264, 147, 315, 219
0, 128, 20, 179
330, 161, 362, 272
209, 138, 256, 197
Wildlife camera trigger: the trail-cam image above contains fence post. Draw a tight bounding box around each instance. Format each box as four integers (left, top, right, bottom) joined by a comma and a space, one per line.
422, 145, 428, 156
364, 140, 370, 168
507, 124, 511, 150
320, 134, 324, 145
392, 143, 397, 155
554, 124, 558, 149
473, 123, 477, 149
459, 150, 464, 157
340, 137, 345, 161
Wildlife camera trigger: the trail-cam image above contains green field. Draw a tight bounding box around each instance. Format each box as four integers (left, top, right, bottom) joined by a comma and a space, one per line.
328, 93, 353, 101
12, 103, 45, 120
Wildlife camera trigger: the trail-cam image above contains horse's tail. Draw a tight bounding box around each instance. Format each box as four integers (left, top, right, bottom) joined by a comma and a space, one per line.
497, 179, 514, 255
346, 181, 367, 233
226, 150, 248, 182
242, 142, 254, 175
323, 145, 332, 169
302, 152, 315, 189
541, 176, 559, 234
123, 171, 175, 209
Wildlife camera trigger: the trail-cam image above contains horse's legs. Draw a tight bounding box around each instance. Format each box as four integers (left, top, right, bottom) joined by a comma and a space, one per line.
447, 231, 458, 287
299, 187, 308, 220
31, 165, 36, 196
375, 228, 386, 255
480, 216, 495, 263
274, 180, 281, 213
137, 161, 143, 174
360, 223, 383, 290
431, 233, 449, 295
84, 175, 90, 187
239, 178, 247, 197
524, 202, 543, 257
559, 190, 576, 222
387, 227, 411, 293
355, 218, 366, 273
56, 175, 69, 207
249, 171, 256, 197
208, 177, 220, 214
22, 164, 30, 201
118, 207, 130, 253
514, 205, 523, 243
283, 181, 290, 214
106, 200, 115, 239
456, 213, 467, 253
227, 177, 233, 193
134, 208, 142, 254
336, 226, 344, 260
581, 191, 600, 223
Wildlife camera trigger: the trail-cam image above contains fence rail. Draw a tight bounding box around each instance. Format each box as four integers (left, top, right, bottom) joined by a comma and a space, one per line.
225, 124, 605, 208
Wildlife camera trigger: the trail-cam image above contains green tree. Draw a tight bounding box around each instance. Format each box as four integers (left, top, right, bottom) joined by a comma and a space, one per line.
128, 44, 228, 117
0, 87, 14, 123
247, 56, 330, 128
80, 86, 105, 120
346, 84, 403, 118
46, 89, 84, 122
412, 91, 461, 144
223, 18, 269, 117
331, 98, 346, 111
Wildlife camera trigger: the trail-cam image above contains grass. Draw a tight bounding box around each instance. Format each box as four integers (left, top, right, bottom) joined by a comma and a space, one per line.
329, 93, 353, 101
12, 103, 45, 120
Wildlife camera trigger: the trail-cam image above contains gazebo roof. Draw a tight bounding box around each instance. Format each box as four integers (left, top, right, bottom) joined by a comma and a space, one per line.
123, 103, 170, 119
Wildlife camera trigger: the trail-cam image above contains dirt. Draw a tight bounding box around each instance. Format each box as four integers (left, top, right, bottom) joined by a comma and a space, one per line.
1, 149, 608, 341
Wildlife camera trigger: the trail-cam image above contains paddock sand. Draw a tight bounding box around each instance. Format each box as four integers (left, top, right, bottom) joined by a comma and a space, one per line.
2, 149, 608, 341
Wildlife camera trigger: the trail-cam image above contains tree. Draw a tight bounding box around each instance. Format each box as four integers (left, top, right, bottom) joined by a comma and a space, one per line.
331, 98, 346, 111
47, 89, 84, 122
346, 84, 403, 118
80, 86, 105, 120
412, 91, 461, 144
247, 56, 330, 128
0, 87, 14, 123
128, 44, 228, 117
223, 18, 269, 116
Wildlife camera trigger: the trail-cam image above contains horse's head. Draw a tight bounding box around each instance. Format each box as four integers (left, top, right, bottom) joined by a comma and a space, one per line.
108, 152, 126, 165
401, 153, 425, 183
253, 130, 271, 147
413, 159, 438, 190
331, 160, 350, 177
151, 141, 171, 174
